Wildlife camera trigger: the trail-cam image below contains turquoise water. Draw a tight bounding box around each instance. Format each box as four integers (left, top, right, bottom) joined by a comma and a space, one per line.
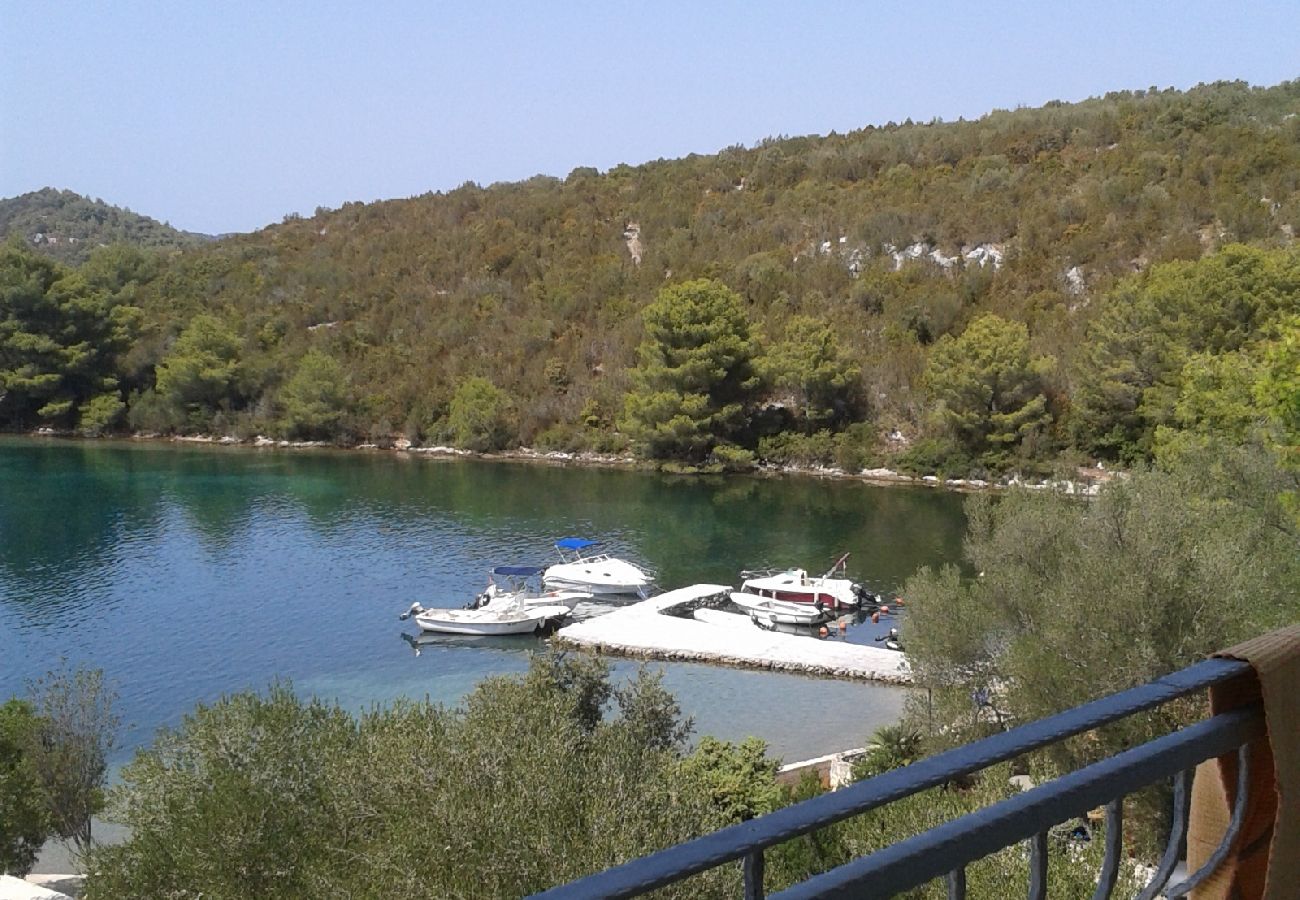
0, 437, 967, 763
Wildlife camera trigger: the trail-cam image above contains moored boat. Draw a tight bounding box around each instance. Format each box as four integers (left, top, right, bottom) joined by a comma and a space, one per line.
729, 591, 833, 626
739, 552, 875, 610
542, 538, 654, 596
399, 565, 588, 635
399, 601, 572, 635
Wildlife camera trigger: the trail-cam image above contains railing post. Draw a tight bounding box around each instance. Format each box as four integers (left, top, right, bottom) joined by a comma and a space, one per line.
744, 849, 765, 900
1028, 831, 1048, 899
1091, 798, 1124, 900
1136, 769, 1193, 900
946, 867, 966, 899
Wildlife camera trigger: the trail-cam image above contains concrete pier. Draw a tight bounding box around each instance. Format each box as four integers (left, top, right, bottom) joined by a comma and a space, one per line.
554, 584, 912, 684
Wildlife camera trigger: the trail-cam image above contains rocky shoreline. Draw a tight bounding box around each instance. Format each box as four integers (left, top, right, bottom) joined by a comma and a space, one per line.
20, 427, 1114, 496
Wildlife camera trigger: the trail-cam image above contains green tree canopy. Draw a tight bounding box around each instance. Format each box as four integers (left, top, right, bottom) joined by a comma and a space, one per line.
1070, 245, 1300, 460
0, 243, 138, 431
0, 699, 49, 877
677, 736, 784, 824
7, 82, 1300, 474
0, 189, 202, 266
278, 349, 349, 440
760, 314, 858, 428
1256, 315, 1300, 446
447, 376, 515, 452
23, 665, 119, 859
1152, 348, 1269, 465
922, 314, 1052, 468
621, 278, 760, 461
153, 315, 243, 428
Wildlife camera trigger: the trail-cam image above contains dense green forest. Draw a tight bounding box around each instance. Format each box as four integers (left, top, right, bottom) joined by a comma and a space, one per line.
0, 188, 206, 266
3, 79, 1299, 476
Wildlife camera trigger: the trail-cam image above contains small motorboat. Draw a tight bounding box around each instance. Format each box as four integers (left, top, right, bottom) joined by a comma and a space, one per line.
542, 538, 654, 596
739, 552, 875, 611
399, 566, 587, 636
399, 600, 571, 636
730, 591, 833, 626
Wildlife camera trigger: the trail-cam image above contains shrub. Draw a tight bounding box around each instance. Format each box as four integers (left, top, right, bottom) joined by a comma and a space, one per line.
708, 443, 757, 472
757, 431, 837, 467
77, 392, 126, 437
0, 700, 49, 877
895, 437, 974, 478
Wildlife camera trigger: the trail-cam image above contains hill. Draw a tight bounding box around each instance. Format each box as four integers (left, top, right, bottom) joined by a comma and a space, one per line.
3, 79, 1299, 475
0, 188, 209, 265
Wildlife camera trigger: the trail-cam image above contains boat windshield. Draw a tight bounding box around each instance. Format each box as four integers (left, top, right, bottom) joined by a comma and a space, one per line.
492, 566, 544, 577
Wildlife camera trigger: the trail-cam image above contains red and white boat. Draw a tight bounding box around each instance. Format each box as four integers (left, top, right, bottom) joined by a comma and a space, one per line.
739, 553, 874, 611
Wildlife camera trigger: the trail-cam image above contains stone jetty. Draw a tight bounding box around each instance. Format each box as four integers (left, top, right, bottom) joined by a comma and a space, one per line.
554, 584, 912, 684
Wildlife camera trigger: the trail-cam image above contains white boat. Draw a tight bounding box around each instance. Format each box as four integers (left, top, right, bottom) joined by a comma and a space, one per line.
542, 538, 654, 596
739, 552, 873, 611
399, 566, 587, 636
399, 601, 572, 636
730, 591, 833, 625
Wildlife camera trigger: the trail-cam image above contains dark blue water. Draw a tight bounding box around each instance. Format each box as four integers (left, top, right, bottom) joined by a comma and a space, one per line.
0, 437, 966, 764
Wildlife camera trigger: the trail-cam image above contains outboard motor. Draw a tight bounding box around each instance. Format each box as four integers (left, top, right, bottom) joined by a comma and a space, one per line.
852, 583, 878, 607
875, 626, 904, 652
398, 602, 423, 621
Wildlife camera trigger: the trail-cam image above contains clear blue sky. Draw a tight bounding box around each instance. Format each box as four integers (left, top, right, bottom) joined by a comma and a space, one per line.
2, 1, 1296, 235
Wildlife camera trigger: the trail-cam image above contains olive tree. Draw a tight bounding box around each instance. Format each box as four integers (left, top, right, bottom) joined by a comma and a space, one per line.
900, 447, 1300, 844
85, 655, 737, 899
23, 665, 119, 859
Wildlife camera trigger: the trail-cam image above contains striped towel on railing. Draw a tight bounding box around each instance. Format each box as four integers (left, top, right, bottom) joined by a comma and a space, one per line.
1189, 624, 1300, 900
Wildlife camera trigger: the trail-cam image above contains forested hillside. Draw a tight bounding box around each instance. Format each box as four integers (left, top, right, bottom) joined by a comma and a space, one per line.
3, 79, 1299, 475
0, 188, 206, 265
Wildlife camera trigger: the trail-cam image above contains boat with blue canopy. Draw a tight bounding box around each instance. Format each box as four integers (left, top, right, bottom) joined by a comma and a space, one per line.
543, 537, 655, 596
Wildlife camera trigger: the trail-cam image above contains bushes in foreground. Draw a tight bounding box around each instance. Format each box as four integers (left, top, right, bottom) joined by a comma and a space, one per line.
86, 657, 748, 898
85, 647, 1197, 897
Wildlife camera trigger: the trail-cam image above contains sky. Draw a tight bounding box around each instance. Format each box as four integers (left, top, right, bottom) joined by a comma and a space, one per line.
2, 1, 1297, 235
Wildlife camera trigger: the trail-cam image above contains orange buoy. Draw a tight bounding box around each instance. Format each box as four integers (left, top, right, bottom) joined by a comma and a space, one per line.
871, 612, 880, 624
895, 597, 906, 605
880, 605, 890, 614
818, 625, 829, 638
838, 619, 848, 633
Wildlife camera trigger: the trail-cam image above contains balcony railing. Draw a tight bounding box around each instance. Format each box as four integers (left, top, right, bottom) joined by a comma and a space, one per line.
534, 657, 1264, 899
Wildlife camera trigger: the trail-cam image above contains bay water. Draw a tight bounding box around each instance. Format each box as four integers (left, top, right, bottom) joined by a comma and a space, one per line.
0, 437, 967, 767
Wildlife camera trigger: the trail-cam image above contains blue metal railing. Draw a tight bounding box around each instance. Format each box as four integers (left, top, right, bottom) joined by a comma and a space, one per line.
535, 657, 1263, 899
